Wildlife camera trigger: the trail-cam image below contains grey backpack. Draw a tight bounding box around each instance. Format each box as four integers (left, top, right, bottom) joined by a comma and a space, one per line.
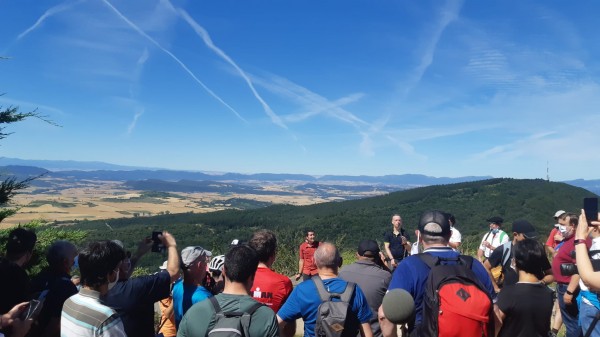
207, 296, 263, 337
313, 276, 358, 337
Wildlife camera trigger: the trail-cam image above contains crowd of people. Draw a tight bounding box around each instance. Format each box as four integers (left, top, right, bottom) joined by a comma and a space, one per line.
0, 207, 599, 337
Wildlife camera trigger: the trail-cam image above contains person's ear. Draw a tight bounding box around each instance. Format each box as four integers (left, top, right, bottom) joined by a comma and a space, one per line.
338, 256, 343, 268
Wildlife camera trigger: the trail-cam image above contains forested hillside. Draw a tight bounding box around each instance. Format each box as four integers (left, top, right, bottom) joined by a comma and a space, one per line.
65, 178, 597, 273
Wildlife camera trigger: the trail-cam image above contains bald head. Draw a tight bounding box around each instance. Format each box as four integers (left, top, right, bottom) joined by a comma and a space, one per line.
314, 242, 341, 269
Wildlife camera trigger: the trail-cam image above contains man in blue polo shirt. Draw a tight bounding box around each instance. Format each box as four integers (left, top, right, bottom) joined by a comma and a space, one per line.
277, 242, 373, 337
381, 210, 494, 336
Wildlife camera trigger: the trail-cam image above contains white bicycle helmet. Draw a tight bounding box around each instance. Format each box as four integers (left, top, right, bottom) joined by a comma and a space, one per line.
209, 255, 225, 271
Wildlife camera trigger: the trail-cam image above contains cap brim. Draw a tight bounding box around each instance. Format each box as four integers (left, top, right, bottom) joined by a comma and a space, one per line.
523, 232, 538, 239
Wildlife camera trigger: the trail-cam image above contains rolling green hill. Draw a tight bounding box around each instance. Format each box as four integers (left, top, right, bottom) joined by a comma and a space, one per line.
67, 178, 597, 273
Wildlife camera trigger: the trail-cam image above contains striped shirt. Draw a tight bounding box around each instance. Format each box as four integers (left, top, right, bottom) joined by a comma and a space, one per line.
61, 288, 126, 337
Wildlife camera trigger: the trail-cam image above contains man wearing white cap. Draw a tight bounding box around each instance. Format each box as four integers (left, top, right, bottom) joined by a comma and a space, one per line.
546, 210, 566, 256
173, 246, 213, 328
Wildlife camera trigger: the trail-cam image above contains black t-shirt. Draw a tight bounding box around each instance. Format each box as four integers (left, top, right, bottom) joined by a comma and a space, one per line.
383, 228, 411, 259
496, 283, 553, 337
103, 272, 171, 337
488, 243, 551, 287
0, 258, 30, 314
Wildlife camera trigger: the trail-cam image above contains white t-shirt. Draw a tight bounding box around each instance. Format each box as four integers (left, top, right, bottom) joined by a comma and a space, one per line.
479, 230, 509, 258
450, 227, 462, 244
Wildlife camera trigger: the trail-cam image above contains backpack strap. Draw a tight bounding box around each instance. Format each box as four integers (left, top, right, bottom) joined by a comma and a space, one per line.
240, 302, 264, 337
500, 242, 512, 267
209, 296, 223, 315
339, 282, 356, 303
312, 276, 332, 301
417, 253, 440, 269
458, 255, 475, 269
499, 231, 507, 244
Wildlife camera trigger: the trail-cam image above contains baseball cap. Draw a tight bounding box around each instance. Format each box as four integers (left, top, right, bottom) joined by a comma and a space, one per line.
181, 246, 212, 268
512, 220, 538, 239
357, 240, 380, 257
486, 216, 504, 225
418, 210, 451, 237
554, 210, 566, 219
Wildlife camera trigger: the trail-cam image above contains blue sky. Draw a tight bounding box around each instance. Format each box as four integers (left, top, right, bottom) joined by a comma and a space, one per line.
1, 0, 600, 180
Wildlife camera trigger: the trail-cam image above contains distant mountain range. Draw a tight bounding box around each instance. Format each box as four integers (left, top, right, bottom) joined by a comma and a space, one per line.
1, 157, 599, 194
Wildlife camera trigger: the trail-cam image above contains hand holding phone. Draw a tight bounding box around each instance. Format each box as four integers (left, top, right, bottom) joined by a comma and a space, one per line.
151, 231, 164, 253
19, 300, 42, 321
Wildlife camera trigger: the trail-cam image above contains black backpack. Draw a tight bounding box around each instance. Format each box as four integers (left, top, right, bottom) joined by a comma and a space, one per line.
313, 276, 359, 337
416, 254, 494, 337
207, 296, 263, 337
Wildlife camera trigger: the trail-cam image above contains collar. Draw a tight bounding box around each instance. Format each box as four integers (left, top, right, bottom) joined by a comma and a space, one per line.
79, 288, 101, 300
423, 246, 453, 253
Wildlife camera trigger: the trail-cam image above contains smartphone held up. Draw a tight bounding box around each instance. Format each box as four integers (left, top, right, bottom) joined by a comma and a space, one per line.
584, 197, 599, 225
151, 231, 165, 253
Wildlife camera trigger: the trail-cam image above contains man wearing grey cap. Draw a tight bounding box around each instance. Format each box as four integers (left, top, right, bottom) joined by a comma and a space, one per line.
173, 246, 213, 328
339, 240, 391, 337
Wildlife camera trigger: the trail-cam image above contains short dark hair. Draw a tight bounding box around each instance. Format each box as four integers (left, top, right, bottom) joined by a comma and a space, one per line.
47, 240, 77, 268
305, 229, 315, 236
78, 240, 125, 289
248, 230, 277, 263
6, 227, 37, 259
567, 213, 578, 227
513, 238, 546, 280
224, 245, 258, 283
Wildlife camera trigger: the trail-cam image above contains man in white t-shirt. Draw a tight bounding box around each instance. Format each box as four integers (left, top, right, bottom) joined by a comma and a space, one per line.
477, 216, 509, 262
447, 214, 462, 251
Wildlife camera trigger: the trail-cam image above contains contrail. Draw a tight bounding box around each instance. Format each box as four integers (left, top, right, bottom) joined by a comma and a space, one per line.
176, 9, 287, 129
17, 0, 84, 40
100, 0, 247, 123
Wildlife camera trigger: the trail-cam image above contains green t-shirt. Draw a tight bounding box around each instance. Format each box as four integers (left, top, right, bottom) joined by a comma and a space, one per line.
177, 293, 279, 337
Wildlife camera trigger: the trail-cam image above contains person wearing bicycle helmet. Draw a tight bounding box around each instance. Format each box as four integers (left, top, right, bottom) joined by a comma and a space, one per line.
208, 255, 225, 294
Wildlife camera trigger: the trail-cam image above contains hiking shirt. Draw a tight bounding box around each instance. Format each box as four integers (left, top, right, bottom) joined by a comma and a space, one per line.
479, 230, 509, 258
277, 277, 372, 337
177, 293, 279, 337
388, 247, 495, 331
172, 279, 213, 328
299, 241, 320, 276
251, 266, 293, 313
551, 236, 591, 284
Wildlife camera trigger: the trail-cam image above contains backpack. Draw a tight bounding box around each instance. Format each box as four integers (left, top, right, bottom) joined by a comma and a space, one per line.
207, 296, 263, 337
312, 276, 359, 337
416, 254, 493, 337
490, 242, 512, 286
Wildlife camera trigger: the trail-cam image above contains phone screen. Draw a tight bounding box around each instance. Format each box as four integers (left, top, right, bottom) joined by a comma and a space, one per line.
584, 197, 599, 222
20, 299, 42, 320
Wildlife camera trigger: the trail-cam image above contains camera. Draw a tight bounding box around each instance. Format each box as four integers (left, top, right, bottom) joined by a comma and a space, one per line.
151, 231, 164, 253
560, 263, 578, 276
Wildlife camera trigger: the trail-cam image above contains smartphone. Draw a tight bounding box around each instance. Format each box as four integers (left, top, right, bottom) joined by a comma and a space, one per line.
151, 231, 163, 253
584, 197, 599, 222
20, 299, 42, 320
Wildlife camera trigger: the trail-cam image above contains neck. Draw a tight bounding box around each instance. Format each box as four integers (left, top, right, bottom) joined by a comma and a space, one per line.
84, 284, 108, 295
183, 272, 201, 286
258, 262, 271, 269
518, 270, 540, 283
223, 280, 251, 295
318, 268, 338, 280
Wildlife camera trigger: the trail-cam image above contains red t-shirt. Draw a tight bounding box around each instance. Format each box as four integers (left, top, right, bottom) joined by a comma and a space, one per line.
546, 228, 561, 248
551, 236, 591, 284
251, 266, 293, 313
299, 241, 320, 275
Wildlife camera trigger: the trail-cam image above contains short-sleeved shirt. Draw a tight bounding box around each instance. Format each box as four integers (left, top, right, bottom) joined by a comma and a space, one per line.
479, 230, 509, 258
388, 247, 495, 331
383, 228, 411, 260
450, 227, 462, 245
61, 288, 127, 337
103, 272, 171, 337
277, 277, 372, 337
487, 242, 551, 288
251, 266, 293, 313
299, 241, 320, 275
339, 260, 391, 337
496, 283, 553, 337
177, 293, 279, 337
551, 236, 591, 284
172, 279, 213, 328
158, 296, 176, 337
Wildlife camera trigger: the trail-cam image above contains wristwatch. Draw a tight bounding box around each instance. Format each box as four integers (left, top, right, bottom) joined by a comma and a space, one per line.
574, 239, 586, 245
566, 289, 574, 296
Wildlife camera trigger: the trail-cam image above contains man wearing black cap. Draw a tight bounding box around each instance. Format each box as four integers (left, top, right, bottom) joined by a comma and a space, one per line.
483, 220, 554, 293
477, 216, 509, 262
339, 240, 391, 337
382, 210, 494, 336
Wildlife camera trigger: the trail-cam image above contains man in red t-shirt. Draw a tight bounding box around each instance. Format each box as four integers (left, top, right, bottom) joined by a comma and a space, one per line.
295, 230, 320, 281
249, 230, 293, 313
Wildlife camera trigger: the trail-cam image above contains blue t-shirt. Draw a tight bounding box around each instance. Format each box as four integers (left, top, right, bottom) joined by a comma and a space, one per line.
388, 247, 495, 328
277, 277, 372, 337
172, 279, 213, 328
